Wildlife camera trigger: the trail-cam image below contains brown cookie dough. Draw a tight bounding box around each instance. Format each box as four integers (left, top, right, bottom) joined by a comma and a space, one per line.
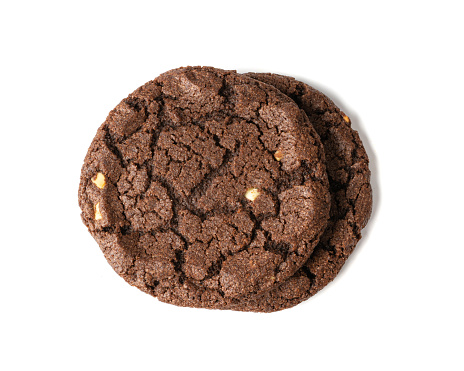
215, 73, 372, 312
78, 67, 330, 306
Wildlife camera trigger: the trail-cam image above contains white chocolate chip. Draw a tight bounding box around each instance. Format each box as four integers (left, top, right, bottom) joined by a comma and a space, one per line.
91, 172, 106, 189
95, 202, 102, 220
245, 188, 260, 202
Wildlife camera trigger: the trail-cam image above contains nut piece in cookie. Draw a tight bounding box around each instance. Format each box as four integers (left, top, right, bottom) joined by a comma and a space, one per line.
94, 202, 102, 220
91, 172, 106, 189
245, 188, 260, 202
274, 150, 283, 161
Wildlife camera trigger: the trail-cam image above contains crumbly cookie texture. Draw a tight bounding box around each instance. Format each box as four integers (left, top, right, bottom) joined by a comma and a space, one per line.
78, 67, 330, 308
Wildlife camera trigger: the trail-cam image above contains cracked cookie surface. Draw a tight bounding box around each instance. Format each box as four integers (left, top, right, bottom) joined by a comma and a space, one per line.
78, 67, 330, 305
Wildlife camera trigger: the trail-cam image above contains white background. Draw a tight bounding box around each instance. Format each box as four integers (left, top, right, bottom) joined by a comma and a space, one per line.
1, 1, 463, 370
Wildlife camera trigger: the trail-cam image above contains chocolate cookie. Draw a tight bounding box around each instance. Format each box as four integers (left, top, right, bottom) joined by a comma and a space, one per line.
216, 73, 372, 311
78, 67, 330, 307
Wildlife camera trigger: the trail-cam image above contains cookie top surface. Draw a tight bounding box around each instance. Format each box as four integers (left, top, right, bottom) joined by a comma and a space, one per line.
153, 73, 372, 311
78, 67, 330, 301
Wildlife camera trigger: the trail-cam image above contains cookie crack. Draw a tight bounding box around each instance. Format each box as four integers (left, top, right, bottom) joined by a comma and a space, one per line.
185, 147, 237, 218
103, 127, 125, 170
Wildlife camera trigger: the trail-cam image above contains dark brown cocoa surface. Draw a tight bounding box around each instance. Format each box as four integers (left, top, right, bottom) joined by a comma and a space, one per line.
78, 67, 330, 308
